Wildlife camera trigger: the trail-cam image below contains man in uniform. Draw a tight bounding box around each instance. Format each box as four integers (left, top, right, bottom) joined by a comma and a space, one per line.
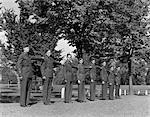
77, 58, 86, 103
115, 66, 121, 99
100, 61, 108, 100
63, 54, 76, 103
108, 66, 115, 100
17, 46, 34, 107
41, 50, 60, 105
89, 58, 98, 101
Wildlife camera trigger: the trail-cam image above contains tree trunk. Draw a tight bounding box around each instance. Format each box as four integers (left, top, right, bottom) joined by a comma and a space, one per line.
128, 58, 133, 95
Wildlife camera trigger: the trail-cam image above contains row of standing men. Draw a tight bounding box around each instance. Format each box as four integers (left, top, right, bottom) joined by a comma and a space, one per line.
64, 54, 121, 103
17, 46, 121, 107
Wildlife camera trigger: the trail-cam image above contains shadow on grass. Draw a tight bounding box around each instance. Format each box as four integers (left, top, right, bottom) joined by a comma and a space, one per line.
0, 95, 41, 104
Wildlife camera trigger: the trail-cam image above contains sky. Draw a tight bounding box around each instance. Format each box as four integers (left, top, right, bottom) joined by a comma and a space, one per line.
0, 0, 76, 63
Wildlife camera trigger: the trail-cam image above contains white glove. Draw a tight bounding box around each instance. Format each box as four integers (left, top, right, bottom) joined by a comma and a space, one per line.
91, 79, 94, 82
78, 80, 81, 84
102, 81, 105, 84
43, 76, 46, 79
109, 83, 112, 85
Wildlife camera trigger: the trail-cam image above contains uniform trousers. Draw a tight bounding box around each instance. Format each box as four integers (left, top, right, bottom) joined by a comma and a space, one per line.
109, 84, 114, 100
115, 84, 120, 98
20, 77, 32, 106
90, 81, 96, 101
78, 81, 85, 101
65, 81, 73, 103
102, 82, 108, 100
43, 77, 53, 105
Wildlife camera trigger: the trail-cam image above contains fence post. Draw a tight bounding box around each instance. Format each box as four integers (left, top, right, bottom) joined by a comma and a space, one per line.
119, 89, 122, 96
61, 87, 65, 98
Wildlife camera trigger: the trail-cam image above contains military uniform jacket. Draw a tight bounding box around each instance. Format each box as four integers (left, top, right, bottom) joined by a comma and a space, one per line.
108, 71, 115, 84
17, 52, 33, 78
41, 55, 59, 78
64, 60, 76, 82
77, 64, 86, 82
90, 64, 97, 80
115, 70, 121, 84
100, 66, 108, 82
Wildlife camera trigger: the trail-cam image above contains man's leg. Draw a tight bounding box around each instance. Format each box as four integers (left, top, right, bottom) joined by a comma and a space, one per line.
109, 84, 114, 100
69, 81, 73, 102
102, 82, 107, 100
78, 82, 82, 101
65, 82, 70, 103
47, 78, 53, 104
115, 84, 119, 98
26, 78, 32, 106
82, 81, 85, 101
20, 78, 28, 106
43, 77, 49, 104
90, 81, 95, 101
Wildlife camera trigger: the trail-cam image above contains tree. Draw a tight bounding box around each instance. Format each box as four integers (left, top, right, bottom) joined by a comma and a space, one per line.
1, 0, 63, 64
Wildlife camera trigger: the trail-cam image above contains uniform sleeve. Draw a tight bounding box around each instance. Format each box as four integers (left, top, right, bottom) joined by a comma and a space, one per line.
71, 61, 78, 69
108, 74, 111, 83
53, 58, 61, 66
95, 65, 101, 69
16, 53, 24, 73
77, 65, 80, 80
63, 62, 67, 80
41, 59, 46, 77
100, 68, 104, 81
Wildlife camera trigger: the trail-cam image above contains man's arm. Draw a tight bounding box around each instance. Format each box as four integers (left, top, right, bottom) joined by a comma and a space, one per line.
16, 53, 23, 76
63, 64, 67, 82
71, 62, 78, 69
41, 60, 46, 78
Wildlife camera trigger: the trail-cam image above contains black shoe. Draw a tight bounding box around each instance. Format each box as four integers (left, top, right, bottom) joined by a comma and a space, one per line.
116, 97, 121, 99
89, 99, 95, 101
64, 101, 69, 103
43, 102, 51, 105
20, 105, 31, 107
101, 98, 106, 100
78, 100, 86, 103
20, 105, 27, 107
26, 105, 32, 107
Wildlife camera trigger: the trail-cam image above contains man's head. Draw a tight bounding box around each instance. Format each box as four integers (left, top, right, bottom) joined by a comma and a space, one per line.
102, 61, 106, 66
23, 46, 29, 53
67, 53, 72, 61
46, 50, 52, 57
79, 58, 84, 64
117, 67, 120, 71
110, 66, 114, 71
91, 58, 96, 64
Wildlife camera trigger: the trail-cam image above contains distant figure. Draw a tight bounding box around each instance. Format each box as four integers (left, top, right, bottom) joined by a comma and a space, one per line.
100, 61, 108, 100
41, 50, 60, 105
89, 58, 98, 101
77, 58, 86, 103
115, 66, 121, 99
108, 66, 115, 100
63, 54, 76, 103
17, 46, 34, 107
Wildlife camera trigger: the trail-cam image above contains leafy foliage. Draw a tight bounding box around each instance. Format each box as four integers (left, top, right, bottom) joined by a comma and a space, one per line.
1, 0, 150, 85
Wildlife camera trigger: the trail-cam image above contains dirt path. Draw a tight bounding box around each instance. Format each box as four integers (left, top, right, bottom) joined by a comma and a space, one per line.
0, 95, 150, 117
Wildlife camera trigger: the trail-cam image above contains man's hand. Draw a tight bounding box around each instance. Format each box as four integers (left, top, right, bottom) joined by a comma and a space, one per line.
43, 76, 46, 79
102, 81, 105, 84
78, 80, 81, 84
109, 83, 112, 85
19, 76, 23, 80
64, 79, 67, 83
91, 79, 94, 82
